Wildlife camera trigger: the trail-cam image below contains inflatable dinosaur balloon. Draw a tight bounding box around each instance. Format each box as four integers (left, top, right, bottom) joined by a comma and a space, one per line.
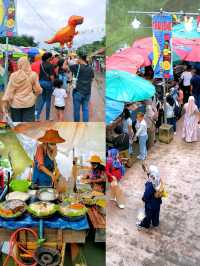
46, 15, 84, 48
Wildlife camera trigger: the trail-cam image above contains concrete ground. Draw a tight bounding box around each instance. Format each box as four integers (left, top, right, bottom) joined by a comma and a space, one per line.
0, 72, 104, 122
107, 119, 200, 266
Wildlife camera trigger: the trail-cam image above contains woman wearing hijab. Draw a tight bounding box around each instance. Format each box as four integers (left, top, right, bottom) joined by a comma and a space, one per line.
182, 96, 199, 143
106, 148, 125, 209
2, 57, 42, 122
32, 129, 65, 187
136, 165, 162, 229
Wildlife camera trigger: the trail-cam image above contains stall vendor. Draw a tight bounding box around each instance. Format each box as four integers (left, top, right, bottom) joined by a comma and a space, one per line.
32, 129, 65, 187
85, 155, 106, 193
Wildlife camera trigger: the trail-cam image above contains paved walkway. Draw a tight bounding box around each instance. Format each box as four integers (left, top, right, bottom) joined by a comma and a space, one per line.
107, 119, 200, 266
0, 72, 104, 122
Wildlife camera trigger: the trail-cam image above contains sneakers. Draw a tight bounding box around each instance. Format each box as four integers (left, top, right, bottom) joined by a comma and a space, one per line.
118, 204, 125, 209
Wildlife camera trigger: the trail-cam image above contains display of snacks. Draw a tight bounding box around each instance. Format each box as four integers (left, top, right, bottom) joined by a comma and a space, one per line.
0, 200, 27, 219
37, 188, 58, 202
59, 202, 87, 218
28, 201, 57, 218
6, 191, 30, 202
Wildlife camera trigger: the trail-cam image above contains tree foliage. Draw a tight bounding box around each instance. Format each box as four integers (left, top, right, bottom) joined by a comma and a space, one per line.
0, 35, 38, 47
77, 36, 105, 55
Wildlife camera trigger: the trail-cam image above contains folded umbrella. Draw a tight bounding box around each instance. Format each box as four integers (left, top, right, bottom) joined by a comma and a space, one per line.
106, 70, 155, 103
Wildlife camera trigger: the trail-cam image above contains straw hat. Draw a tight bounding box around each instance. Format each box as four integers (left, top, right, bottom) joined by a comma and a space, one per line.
87, 155, 102, 164
38, 129, 65, 143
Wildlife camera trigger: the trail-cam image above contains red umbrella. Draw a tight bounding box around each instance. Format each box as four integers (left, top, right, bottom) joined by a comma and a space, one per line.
184, 44, 200, 62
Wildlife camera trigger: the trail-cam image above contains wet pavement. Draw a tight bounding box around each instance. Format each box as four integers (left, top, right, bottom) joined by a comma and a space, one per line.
107, 119, 200, 266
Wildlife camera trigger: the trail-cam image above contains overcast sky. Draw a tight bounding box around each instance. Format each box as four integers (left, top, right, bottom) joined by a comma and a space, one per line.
16, 0, 105, 48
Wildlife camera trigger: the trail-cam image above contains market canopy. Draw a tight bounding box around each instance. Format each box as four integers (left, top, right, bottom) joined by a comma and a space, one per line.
106, 70, 155, 103
106, 98, 124, 125
106, 55, 138, 74
173, 19, 200, 39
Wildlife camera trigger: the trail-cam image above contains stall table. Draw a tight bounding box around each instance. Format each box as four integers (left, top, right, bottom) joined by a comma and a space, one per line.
87, 207, 105, 242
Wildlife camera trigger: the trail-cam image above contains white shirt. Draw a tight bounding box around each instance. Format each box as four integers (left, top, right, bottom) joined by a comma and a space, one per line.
181, 71, 192, 86
122, 118, 132, 134
53, 88, 67, 107
166, 103, 175, 118
136, 119, 147, 137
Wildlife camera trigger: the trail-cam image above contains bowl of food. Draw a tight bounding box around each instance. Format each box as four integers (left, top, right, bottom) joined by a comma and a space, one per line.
0, 200, 27, 219
9, 179, 31, 192
37, 188, 58, 202
59, 202, 87, 221
6, 191, 30, 202
28, 201, 57, 218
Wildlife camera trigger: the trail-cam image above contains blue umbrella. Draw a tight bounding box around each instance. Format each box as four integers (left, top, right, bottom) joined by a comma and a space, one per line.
106, 70, 155, 103
106, 98, 124, 125
28, 47, 40, 57
173, 20, 200, 39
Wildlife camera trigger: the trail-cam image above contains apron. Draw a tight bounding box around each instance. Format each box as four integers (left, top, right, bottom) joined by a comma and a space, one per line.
32, 153, 54, 187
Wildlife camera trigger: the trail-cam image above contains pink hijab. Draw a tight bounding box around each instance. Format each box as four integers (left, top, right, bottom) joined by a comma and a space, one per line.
185, 96, 197, 116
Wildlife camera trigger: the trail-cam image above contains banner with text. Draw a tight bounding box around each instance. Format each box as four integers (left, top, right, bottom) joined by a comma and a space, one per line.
152, 14, 173, 79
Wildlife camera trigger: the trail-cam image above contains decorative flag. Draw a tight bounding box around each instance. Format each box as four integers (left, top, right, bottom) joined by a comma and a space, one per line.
152, 14, 173, 79
0, 0, 16, 37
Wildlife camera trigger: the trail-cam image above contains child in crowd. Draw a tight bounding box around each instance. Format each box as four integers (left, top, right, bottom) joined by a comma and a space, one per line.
134, 112, 148, 160
166, 95, 177, 134
52, 79, 68, 121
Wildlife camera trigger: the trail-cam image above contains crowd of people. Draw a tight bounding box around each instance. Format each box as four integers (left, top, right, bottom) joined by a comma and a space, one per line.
106, 63, 200, 231
1, 51, 94, 122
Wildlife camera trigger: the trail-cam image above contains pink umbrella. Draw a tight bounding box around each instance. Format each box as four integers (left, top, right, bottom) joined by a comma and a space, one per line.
184, 44, 200, 62
133, 37, 191, 62
106, 55, 138, 74
119, 48, 150, 67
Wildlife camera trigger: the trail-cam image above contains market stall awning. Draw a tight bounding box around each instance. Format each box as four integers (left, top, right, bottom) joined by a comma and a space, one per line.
106, 55, 138, 74
106, 70, 155, 103
173, 19, 200, 39
106, 98, 124, 125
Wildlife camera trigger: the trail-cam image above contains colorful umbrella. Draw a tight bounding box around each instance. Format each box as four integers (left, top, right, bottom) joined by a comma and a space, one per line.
133, 37, 192, 62
106, 55, 138, 74
27, 47, 40, 57
106, 70, 155, 103
106, 98, 124, 125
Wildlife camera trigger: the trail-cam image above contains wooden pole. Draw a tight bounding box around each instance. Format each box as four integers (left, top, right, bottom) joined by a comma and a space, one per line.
4, 37, 9, 89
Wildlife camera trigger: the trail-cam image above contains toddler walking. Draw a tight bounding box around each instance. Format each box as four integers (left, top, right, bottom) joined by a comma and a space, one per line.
52, 79, 68, 121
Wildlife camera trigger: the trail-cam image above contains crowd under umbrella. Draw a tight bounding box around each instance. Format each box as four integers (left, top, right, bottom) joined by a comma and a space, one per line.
106, 70, 155, 103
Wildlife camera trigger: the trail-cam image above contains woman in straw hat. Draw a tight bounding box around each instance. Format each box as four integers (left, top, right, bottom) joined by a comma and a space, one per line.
32, 129, 65, 187
85, 155, 106, 193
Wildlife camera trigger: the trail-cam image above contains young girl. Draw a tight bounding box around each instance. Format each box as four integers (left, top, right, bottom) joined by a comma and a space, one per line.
52, 79, 68, 121
134, 112, 148, 161
106, 148, 125, 209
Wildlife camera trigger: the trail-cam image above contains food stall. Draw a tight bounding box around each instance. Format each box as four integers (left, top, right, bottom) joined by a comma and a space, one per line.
0, 123, 105, 265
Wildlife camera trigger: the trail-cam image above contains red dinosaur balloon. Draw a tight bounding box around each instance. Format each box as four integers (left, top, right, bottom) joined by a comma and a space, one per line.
45, 15, 84, 48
